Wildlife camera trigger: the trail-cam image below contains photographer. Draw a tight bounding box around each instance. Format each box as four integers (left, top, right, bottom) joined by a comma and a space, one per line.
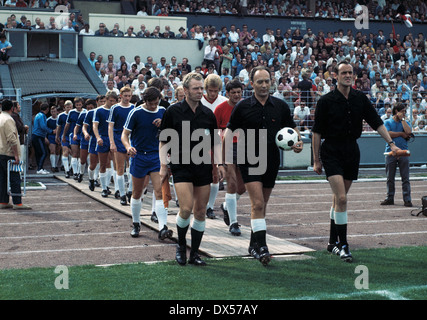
381, 103, 413, 207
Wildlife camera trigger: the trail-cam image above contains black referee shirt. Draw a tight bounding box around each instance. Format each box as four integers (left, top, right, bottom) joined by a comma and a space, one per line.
159, 99, 218, 165
312, 87, 383, 141
227, 94, 296, 147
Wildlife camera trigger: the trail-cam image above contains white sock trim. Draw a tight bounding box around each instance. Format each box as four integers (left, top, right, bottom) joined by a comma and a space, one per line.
334, 211, 348, 225
192, 218, 206, 232
251, 218, 266, 232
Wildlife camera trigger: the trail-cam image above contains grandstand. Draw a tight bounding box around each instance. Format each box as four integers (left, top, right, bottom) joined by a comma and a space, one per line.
0, 0, 426, 167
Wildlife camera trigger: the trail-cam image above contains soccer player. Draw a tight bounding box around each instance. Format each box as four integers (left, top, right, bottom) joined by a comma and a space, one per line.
108, 87, 135, 205
93, 91, 118, 197
122, 87, 171, 239
62, 97, 85, 180
74, 99, 96, 182
200, 74, 228, 219
82, 97, 104, 191
56, 100, 73, 178
312, 61, 400, 262
224, 66, 303, 266
159, 72, 220, 266
214, 79, 246, 236
47, 106, 60, 172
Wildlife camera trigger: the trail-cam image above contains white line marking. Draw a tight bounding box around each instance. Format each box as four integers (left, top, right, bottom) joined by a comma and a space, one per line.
285, 285, 427, 300
269, 218, 427, 228
0, 243, 176, 255
0, 209, 114, 215
286, 230, 427, 241
0, 219, 124, 226
0, 230, 153, 240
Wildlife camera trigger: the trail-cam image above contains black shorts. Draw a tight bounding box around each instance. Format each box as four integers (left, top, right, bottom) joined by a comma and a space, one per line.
170, 163, 213, 187
238, 145, 280, 189
320, 139, 360, 181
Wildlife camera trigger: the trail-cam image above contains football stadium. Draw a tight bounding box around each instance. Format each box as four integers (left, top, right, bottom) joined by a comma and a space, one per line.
0, 0, 426, 304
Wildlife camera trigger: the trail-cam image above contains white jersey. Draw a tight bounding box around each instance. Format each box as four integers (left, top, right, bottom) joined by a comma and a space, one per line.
201, 94, 228, 113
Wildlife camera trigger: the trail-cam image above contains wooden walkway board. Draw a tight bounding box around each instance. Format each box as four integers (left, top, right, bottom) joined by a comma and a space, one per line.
56, 176, 315, 258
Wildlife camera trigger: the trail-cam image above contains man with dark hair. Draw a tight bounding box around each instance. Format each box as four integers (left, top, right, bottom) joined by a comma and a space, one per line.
312, 61, 400, 262
224, 66, 303, 265
32, 103, 53, 174
381, 103, 413, 207
0, 100, 31, 210
215, 79, 246, 236
0, 34, 12, 65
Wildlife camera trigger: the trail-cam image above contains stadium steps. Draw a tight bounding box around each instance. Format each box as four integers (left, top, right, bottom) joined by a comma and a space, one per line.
56, 175, 315, 258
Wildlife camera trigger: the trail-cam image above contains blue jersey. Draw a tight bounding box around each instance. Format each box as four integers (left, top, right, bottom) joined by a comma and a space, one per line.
108, 104, 135, 133
46, 116, 57, 141
66, 109, 85, 136
384, 118, 410, 152
124, 106, 166, 153
75, 110, 87, 135
93, 107, 111, 136
56, 112, 69, 137
83, 109, 96, 136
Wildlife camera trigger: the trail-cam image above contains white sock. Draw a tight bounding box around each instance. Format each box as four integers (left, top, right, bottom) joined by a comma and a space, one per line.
88, 168, 94, 180
225, 193, 237, 225
127, 173, 133, 193
112, 169, 118, 190
107, 167, 113, 188
152, 191, 156, 212
94, 163, 100, 179
71, 157, 78, 174
50, 155, 56, 168
156, 199, 167, 229
99, 171, 107, 190
62, 156, 69, 172
207, 183, 219, 209
79, 161, 86, 174
117, 174, 125, 197
251, 218, 266, 232
131, 197, 142, 223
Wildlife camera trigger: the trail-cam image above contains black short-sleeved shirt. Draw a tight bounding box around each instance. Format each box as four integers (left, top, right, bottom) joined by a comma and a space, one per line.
159, 99, 218, 165
227, 94, 296, 147
312, 87, 384, 141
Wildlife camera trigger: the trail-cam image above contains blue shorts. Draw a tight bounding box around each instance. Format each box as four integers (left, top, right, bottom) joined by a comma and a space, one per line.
80, 135, 89, 150
88, 136, 97, 155
130, 151, 160, 179
70, 132, 80, 146
95, 135, 110, 153
114, 131, 127, 153
47, 134, 56, 145
61, 134, 70, 148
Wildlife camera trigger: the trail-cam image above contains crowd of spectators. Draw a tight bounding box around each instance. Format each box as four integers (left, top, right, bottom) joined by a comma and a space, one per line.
134, 0, 427, 23
85, 19, 427, 133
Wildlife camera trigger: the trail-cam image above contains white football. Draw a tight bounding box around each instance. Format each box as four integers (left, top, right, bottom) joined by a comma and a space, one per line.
275, 127, 299, 151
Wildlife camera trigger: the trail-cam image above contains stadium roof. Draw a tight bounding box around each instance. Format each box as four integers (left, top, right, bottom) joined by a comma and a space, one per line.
9, 60, 99, 98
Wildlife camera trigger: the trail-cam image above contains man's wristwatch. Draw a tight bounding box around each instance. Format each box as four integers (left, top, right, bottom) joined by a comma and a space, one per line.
387, 141, 395, 146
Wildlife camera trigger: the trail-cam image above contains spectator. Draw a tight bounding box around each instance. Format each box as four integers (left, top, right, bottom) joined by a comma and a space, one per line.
80, 24, 94, 36
0, 34, 12, 65
32, 103, 53, 175
0, 100, 31, 210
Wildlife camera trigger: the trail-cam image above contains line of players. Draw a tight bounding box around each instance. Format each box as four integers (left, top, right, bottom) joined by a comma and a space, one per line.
46, 74, 245, 245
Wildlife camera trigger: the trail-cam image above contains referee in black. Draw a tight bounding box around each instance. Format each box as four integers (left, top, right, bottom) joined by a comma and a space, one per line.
159, 72, 220, 266
224, 66, 303, 266
312, 61, 400, 262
